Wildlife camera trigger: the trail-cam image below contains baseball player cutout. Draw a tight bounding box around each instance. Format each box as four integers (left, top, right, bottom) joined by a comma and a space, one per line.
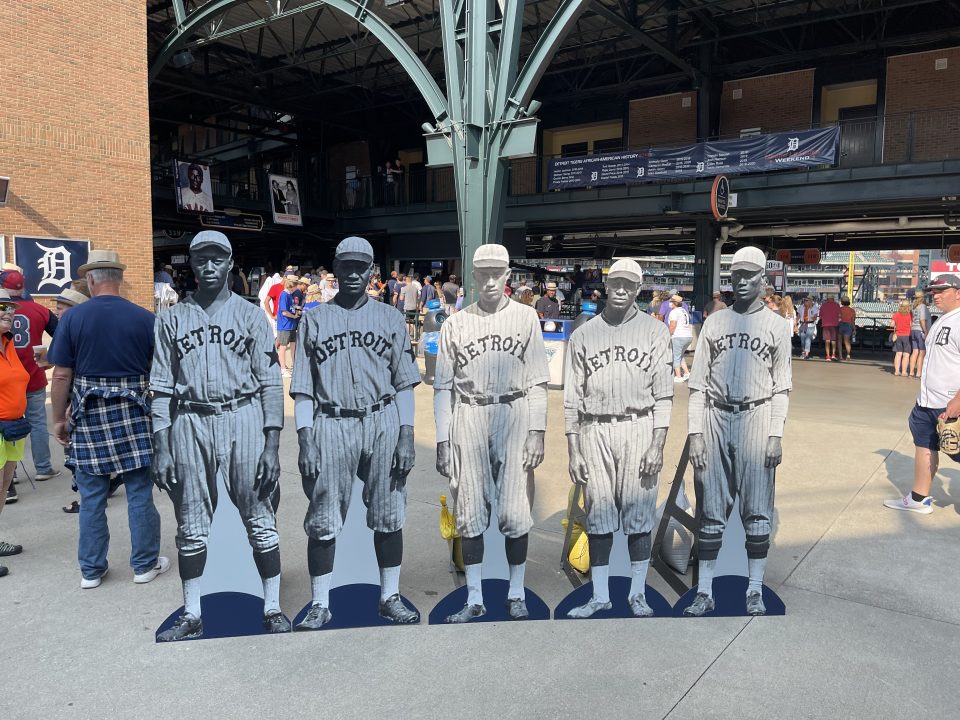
434, 243, 550, 623
151, 231, 289, 642
683, 245, 792, 617
563, 259, 674, 618
291, 236, 420, 629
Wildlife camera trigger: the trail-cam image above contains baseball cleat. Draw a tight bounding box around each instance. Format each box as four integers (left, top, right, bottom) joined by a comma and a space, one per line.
0, 541, 23, 557
505, 597, 529, 620
883, 495, 933, 514
628, 593, 655, 618
0, 566, 7, 577
263, 612, 292, 633
379, 594, 420, 624
566, 597, 612, 619
746, 591, 766, 616
444, 603, 486, 624
157, 613, 203, 642
295, 604, 332, 631
682, 592, 715, 617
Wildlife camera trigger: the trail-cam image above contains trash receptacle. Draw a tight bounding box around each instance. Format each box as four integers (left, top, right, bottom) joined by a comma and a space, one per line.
421, 299, 446, 385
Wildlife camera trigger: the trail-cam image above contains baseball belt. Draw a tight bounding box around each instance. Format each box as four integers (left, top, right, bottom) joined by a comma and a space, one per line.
318, 396, 394, 419
707, 396, 771, 413
457, 390, 525, 406
178, 395, 254, 416
579, 408, 651, 424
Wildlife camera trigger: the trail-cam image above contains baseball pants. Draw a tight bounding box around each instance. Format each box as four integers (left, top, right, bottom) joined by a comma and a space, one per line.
696, 403, 775, 541
450, 400, 534, 539
580, 415, 657, 535
302, 404, 403, 541
170, 401, 279, 555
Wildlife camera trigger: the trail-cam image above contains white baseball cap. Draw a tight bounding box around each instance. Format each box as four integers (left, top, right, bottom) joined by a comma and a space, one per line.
607, 259, 643, 283
473, 244, 510, 268
190, 230, 233, 253
336, 236, 374, 261
730, 246, 766, 272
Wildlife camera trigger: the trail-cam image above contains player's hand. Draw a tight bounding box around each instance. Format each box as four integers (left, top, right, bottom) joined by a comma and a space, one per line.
764, 436, 783, 468
297, 427, 320, 480
435, 441, 452, 478
523, 430, 545, 470
941, 395, 960, 421
567, 434, 589, 485
151, 430, 176, 492
639, 428, 668, 488
689, 433, 707, 470
391, 426, 415, 490
53, 419, 71, 448
254, 430, 281, 501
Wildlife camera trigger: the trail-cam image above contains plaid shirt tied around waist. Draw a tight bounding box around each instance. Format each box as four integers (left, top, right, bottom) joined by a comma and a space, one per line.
69, 375, 152, 476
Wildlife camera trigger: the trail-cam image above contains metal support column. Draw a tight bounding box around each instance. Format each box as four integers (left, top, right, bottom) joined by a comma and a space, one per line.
693, 219, 716, 311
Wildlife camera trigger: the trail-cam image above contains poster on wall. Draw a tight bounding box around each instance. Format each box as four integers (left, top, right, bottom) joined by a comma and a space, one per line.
269, 174, 303, 226
175, 160, 215, 213
13, 236, 90, 296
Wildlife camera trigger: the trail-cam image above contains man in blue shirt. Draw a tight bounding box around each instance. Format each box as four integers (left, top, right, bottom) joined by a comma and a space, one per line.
276, 279, 300, 377
49, 250, 167, 590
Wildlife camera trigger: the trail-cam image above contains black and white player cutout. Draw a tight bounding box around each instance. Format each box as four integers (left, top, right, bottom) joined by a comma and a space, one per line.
152, 230, 290, 642
681, 245, 791, 617
555, 259, 675, 620
291, 236, 421, 630
430, 243, 552, 624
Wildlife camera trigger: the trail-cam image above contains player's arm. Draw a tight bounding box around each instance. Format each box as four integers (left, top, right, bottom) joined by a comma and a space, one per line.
686, 319, 714, 470
149, 314, 181, 491
522, 312, 550, 470
641, 326, 674, 485
433, 324, 457, 478
765, 319, 794, 468
563, 335, 588, 485
287, 314, 320, 480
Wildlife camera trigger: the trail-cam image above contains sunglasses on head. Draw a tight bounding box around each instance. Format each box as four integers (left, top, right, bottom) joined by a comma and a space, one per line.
0, 302, 18, 313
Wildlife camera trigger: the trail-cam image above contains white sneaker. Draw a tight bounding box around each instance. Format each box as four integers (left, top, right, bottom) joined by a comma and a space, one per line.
81, 569, 108, 589
34, 469, 62, 481
134, 556, 171, 584
883, 495, 933, 514
674, 376, 684, 383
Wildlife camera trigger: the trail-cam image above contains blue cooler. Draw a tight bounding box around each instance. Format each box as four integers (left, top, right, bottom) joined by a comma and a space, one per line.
422, 299, 446, 385
539, 318, 575, 389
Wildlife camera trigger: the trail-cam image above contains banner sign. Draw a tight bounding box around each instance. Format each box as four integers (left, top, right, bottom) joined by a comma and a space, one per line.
200, 211, 264, 232
13, 236, 90, 296
931, 261, 960, 281
546, 126, 839, 190
775, 248, 822, 266
175, 160, 215, 213
269, 174, 303, 227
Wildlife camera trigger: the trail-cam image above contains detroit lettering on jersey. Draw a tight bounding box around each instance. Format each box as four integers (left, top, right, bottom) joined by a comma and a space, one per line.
709, 331, 776, 362
173, 324, 253, 360
455, 331, 528, 368
582, 344, 654, 378
307, 329, 394, 365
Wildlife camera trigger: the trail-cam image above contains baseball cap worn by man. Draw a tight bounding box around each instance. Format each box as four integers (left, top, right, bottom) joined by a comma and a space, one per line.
546, 282, 558, 291
473, 244, 509, 268
77, 249, 126, 277
607, 259, 643, 283
1, 271, 25, 293
927, 273, 960, 290
336, 235, 374, 261
190, 230, 233, 254
729, 246, 766, 272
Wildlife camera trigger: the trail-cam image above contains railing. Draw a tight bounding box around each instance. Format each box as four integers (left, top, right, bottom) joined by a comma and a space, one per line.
154, 107, 960, 214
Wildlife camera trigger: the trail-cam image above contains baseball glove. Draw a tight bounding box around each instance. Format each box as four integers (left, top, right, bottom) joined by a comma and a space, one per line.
939, 417, 960, 456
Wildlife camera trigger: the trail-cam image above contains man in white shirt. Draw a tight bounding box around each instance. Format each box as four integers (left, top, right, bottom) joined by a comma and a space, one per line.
884, 274, 960, 514
258, 270, 282, 336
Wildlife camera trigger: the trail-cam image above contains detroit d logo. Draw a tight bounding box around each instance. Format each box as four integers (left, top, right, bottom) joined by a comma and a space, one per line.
36, 243, 73, 290
787, 137, 800, 151
935, 326, 951, 346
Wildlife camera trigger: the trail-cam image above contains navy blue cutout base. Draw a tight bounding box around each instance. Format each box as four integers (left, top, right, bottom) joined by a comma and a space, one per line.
672, 575, 786, 617
427, 579, 550, 624
553, 577, 672, 619
155, 592, 286, 643
292, 584, 422, 630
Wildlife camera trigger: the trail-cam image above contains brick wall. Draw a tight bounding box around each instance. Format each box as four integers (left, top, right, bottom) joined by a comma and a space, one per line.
884, 47, 960, 163
0, 1, 153, 309
719, 69, 815, 138
627, 92, 698, 147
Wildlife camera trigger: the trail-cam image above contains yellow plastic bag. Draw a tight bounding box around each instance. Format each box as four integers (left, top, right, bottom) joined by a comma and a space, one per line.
440, 494, 459, 540
562, 517, 590, 573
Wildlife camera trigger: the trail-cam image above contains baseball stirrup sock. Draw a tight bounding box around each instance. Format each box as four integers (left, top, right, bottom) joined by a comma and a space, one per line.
587, 533, 613, 566
698, 532, 723, 561
747, 558, 766, 595
504, 534, 528, 565
745, 533, 770, 559
464, 563, 483, 606
262, 574, 281, 615
508, 563, 526, 601
183, 577, 202, 618
253, 548, 281, 579
178, 549, 207, 581
697, 559, 717, 597
590, 564, 610, 604
380, 566, 401, 601
307, 537, 336, 577
460, 535, 484, 566
627, 532, 652, 563
630, 560, 650, 599
310, 573, 332, 608
374, 530, 403, 568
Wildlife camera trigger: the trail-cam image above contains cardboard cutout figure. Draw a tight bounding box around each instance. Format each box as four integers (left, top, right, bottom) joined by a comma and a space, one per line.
291, 236, 420, 630
562, 259, 674, 618
683, 245, 792, 617
151, 231, 288, 641
433, 243, 550, 623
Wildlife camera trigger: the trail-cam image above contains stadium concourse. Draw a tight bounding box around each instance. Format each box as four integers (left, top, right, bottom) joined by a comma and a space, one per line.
2, 354, 957, 719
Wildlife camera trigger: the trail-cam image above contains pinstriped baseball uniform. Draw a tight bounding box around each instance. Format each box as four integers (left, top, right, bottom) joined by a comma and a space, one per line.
435, 300, 549, 538
291, 300, 420, 541
150, 293, 284, 555
563, 310, 674, 534
688, 306, 792, 539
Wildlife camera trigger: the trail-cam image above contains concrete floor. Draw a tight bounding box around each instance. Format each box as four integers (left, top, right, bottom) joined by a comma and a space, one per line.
1, 353, 958, 719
